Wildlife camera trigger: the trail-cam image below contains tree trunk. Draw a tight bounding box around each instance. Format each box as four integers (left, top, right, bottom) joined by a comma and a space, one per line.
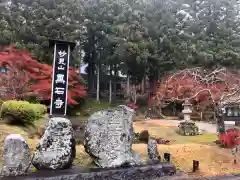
144, 74, 147, 93
87, 34, 96, 92
109, 80, 112, 104
127, 74, 130, 97
173, 103, 176, 116
141, 78, 144, 93
153, 70, 158, 94
96, 54, 100, 102
109, 65, 112, 104
134, 89, 137, 104
96, 65, 100, 101
215, 103, 225, 132
87, 54, 92, 92
113, 65, 117, 99
142, 58, 148, 93
91, 62, 95, 91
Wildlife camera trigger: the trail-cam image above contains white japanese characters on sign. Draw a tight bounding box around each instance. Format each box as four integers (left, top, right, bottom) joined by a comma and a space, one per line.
58, 65, 65, 70
57, 50, 67, 70
54, 87, 65, 95
58, 50, 67, 57
54, 97, 64, 109
59, 58, 66, 65
55, 74, 65, 84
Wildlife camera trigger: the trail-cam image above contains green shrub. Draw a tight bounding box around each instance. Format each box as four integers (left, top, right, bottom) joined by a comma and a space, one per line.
0, 100, 3, 109
32, 104, 47, 118
0, 100, 47, 126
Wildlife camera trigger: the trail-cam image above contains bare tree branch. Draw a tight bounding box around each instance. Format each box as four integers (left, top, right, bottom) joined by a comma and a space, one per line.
0, 66, 30, 100
156, 67, 240, 106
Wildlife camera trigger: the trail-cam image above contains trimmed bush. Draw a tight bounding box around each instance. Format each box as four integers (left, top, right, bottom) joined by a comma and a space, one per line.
0, 100, 47, 126
32, 103, 47, 118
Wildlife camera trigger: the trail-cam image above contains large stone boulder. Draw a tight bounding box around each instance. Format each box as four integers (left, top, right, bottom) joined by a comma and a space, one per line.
32, 117, 76, 170
84, 105, 139, 168
2, 134, 32, 176
147, 138, 161, 164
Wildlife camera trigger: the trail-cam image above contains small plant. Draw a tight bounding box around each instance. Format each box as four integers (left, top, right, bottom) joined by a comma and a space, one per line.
133, 132, 140, 143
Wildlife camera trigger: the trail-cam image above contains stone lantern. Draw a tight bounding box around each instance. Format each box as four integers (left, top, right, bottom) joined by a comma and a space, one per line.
182, 100, 192, 121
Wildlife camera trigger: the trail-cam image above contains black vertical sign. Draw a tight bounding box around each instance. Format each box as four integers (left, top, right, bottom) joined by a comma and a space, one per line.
50, 40, 74, 116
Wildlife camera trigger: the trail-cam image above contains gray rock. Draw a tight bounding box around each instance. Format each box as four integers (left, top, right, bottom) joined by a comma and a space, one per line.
32, 117, 76, 170
148, 138, 161, 164
132, 152, 142, 165
84, 105, 137, 168
2, 134, 32, 176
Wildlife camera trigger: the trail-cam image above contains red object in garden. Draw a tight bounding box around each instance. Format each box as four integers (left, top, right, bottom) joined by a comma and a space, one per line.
127, 103, 138, 111
156, 138, 170, 145
155, 68, 240, 106
218, 128, 240, 148
0, 46, 86, 104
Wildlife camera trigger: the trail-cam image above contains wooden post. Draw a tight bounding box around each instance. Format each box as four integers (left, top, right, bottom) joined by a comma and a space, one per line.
193, 160, 199, 172
164, 152, 171, 163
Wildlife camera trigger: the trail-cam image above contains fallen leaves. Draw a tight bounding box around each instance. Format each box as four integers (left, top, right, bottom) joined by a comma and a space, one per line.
132, 143, 240, 177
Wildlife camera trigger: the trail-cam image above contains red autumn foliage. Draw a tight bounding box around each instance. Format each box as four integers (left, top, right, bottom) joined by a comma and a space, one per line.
127, 103, 138, 111
218, 128, 240, 148
0, 46, 86, 104
155, 68, 240, 106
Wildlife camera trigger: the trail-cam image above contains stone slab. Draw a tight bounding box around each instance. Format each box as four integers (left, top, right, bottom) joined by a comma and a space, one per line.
157, 173, 240, 180
206, 174, 240, 180
0, 163, 176, 180
0, 165, 239, 180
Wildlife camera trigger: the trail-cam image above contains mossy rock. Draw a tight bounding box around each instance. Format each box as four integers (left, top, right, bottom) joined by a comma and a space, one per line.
178, 121, 199, 136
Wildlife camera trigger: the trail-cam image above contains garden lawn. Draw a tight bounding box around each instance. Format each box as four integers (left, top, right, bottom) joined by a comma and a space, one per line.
133, 121, 217, 145
133, 120, 240, 177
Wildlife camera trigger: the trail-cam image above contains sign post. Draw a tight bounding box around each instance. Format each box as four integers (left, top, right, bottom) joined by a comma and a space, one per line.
49, 39, 75, 117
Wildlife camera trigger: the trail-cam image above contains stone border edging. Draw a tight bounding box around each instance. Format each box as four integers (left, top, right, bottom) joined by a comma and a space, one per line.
159, 173, 240, 180
0, 167, 239, 180
0, 164, 176, 180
